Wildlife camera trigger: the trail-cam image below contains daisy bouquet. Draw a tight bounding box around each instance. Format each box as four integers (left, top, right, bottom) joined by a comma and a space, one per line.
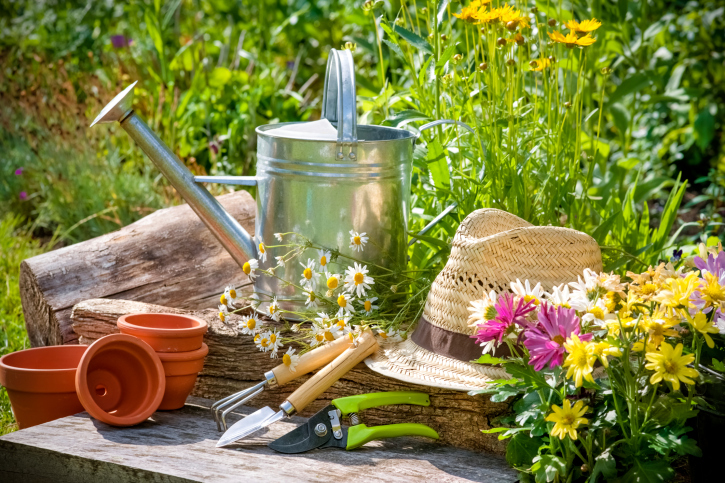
216, 229, 431, 372
470, 243, 725, 482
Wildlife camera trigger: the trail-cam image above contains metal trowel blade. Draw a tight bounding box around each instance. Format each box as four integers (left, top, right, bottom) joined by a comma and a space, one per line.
216, 406, 281, 448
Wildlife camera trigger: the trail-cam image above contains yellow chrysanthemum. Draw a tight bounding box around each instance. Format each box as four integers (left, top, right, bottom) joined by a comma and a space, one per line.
688, 312, 720, 348
699, 272, 725, 307
643, 314, 679, 346
644, 342, 698, 391
548, 30, 597, 48
498, 5, 529, 30
591, 341, 621, 367
654, 272, 701, 311
454, 0, 490, 22
474, 7, 500, 24
564, 18, 602, 33
530, 58, 552, 71
545, 399, 589, 440
563, 334, 596, 387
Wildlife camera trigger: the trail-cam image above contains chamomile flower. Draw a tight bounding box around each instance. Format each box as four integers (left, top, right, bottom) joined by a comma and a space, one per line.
268, 329, 283, 357
336, 292, 356, 315
299, 258, 318, 290
221, 285, 237, 308
218, 304, 229, 323
570, 297, 615, 328
305, 290, 319, 308
282, 347, 300, 372
362, 297, 379, 315
547, 284, 572, 309
238, 315, 261, 335
315, 312, 331, 326
242, 258, 259, 281
333, 315, 352, 336
267, 297, 281, 321
311, 322, 340, 346
275, 256, 285, 268
344, 263, 374, 297
257, 240, 267, 263
377, 328, 404, 343
511, 279, 545, 306
254, 332, 271, 352
467, 291, 498, 327
349, 230, 368, 252
317, 249, 332, 273
326, 273, 341, 291
274, 233, 283, 242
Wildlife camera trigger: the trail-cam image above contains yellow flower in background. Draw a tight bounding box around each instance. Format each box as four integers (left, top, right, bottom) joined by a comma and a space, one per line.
498, 5, 529, 30
564, 18, 602, 34
474, 7, 501, 24
548, 30, 597, 48
591, 340, 621, 367
454, 0, 490, 22
688, 312, 719, 348
632, 338, 658, 353
530, 58, 552, 71
606, 316, 637, 337
645, 342, 698, 391
545, 399, 589, 440
563, 334, 596, 387
654, 272, 701, 311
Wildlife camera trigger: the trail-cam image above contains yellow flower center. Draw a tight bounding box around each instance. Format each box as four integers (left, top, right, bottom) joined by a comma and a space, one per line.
243, 262, 251, 275
315, 334, 324, 342
327, 276, 339, 289
524, 295, 539, 305
269, 305, 277, 314
337, 294, 347, 307
364, 300, 372, 312
229, 289, 236, 299
353, 236, 361, 245
379, 331, 388, 339
259, 243, 265, 253
246, 319, 256, 330
308, 292, 316, 301
663, 359, 678, 375
270, 333, 277, 344
336, 319, 346, 328
559, 302, 572, 309
552, 335, 565, 346
303, 267, 313, 280
283, 353, 291, 366
589, 307, 604, 320
254, 334, 260, 343
220, 294, 227, 304
320, 256, 327, 266
354, 272, 364, 285
561, 413, 575, 425
574, 351, 589, 367
324, 330, 335, 341
219, 312, 226, 321
260, 339, 269, 348
641, 283, 658, 296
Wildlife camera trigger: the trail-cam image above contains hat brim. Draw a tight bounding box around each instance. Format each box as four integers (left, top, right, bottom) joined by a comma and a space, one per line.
364, 337, 510, 392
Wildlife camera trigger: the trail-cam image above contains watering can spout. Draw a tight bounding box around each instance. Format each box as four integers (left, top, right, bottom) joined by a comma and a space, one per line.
90, 82, 258, 268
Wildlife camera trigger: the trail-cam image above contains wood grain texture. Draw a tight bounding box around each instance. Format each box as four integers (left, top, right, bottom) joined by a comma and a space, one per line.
271, 334, 352, 386
20, 190, 255, 347
0, 399, 517, 483
71, 298, 511, 454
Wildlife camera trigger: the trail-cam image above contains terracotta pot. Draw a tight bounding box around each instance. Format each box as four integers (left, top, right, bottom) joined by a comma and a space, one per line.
156, 343, 209, 410
117, 313, 208, 352
0, 345, 88, 429
75, 334, 165, 427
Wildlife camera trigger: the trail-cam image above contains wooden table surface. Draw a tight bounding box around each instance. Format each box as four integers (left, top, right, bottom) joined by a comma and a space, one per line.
0, 398, 516, 483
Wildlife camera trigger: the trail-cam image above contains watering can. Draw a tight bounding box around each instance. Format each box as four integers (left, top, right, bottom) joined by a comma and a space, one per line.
91, 49, 472, 313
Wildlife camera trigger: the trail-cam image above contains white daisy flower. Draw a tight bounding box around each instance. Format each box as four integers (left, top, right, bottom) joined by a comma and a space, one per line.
243, 258, 259, 281
314, 311, 330, 326
347, 329, 361, 346
267, 297, 281, 321
546, 284, 572, 309
275, 256, 285, 268
238, 315, 261, 335
362, 297, 379, 315
510, 279, 544, 306
268, 329, 283, 351
282, 347, 300, 372
305, 290, 319, 308
317, 249, 332, 272
333, 315, 352, 336
336, 292, 355, 315
221, 285, 237, 309
570, 297, 615, 328
377, 328, 404, 343
218, 304, 229, 323
349, 230, 368, 252
325, 273, 341, 291
257, 240, 267, 263
299, 258, 318, 290
274, 233, 283, 242
467, 290, 498, 327
310, 322, 340, 347
254, 332, 271, 352
344, 262, 375, 297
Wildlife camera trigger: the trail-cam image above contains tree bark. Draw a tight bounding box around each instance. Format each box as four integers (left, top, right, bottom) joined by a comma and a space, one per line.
71, 298, 510, 455
20, 190, 255, 347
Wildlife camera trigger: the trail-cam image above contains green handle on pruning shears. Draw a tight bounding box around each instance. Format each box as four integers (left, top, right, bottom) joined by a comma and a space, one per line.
346, 423, 439, 450
332, 391, 431, 414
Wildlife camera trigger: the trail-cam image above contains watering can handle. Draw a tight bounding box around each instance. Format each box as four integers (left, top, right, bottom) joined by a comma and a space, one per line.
322, 49, 358, 161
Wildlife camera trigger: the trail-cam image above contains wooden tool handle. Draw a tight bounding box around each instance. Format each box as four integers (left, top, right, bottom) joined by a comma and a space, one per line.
285, 329, 379, 414
271, 335, 353, 386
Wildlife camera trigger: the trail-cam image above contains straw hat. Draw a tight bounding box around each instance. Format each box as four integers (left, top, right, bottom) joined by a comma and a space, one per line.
365, 208, 603, 391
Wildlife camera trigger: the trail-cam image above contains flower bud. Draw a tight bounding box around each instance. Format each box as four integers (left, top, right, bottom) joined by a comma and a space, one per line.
452, 53, 463, 64
581, 464, 590, 473
529, 60, 538, 68
395, 17, 405, 26
506, 58, 515, 66
564, 101, 572, 108
506, 21, 517, 32
548, 55, 556, 63
440, 33, 448, 42
362, 0, 374, 12
343, 41, 357, 52
548, 18, 556, 27
478, 62, 488, 71
496, 37, 507, 46
531, 7, 538, 13
600, 66, 612, 76
421, 7, 428, 14
515, 33, 525, 46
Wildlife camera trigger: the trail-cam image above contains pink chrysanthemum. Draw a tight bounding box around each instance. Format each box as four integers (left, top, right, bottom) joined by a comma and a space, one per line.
694, 252, 725, 278
524, 303, 591, 371
471, 293, 536, 346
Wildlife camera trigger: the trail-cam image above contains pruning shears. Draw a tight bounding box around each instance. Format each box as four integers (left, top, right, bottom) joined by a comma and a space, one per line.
267, 392, 439, 454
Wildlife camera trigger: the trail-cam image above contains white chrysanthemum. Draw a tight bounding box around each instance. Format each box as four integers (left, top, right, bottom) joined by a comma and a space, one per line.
243, 258, 259, 281
547, 284, 573, 308
349, 230, 368, 252
254, 332, 271, 352
299, 258, 318, 290
317, 249, 331, 273
336, 292, 355, 315
238, 315, 261, 335
218, 304, 229, 323
305, 290, 319, 308
362, 297, 379, 315
467, 290, 498, 327
344, 262, 374, 297
267, 297, 281, 322
510, 279, 544, 305
282, 347, 300, 372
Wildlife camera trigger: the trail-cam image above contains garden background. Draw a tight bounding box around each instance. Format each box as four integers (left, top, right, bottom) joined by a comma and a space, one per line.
1, 0, 723, 435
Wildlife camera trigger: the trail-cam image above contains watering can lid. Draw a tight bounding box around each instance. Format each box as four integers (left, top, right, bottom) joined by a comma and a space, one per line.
264, 119, 338, 141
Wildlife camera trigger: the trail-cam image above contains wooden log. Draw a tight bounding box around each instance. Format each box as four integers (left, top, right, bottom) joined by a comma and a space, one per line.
20, 190, 255, 347
71, 298, 511, 455
0, 399, 517, 482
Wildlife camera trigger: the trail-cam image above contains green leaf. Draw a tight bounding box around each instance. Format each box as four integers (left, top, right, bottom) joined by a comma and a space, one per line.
490, 385, 519, 403
208, 67, 232, 87
144, 9, 164, 66
505, 432, 542, 468
591, 210, 621, 244
532, 454, 566, 483
590, 450, 617, 483
609, 73, 651, 105
393, 25, 433, 55
707, 235, 721, 247
382, 39, 406, 62
383, 109, 431, 127
621, 460, 674, 483
618, 0, 629, 21
475, 353, 506, 365
426, 138, 450, 189
610, 103, 631, 140
712, 358, 725, 372
435, 42, 459, 73
617, 158, 640, 170
694, 108, 715, 150
437, 0, 450, 27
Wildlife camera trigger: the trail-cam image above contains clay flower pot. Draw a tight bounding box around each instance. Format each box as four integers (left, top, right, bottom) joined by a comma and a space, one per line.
76, 334, 165, 427
156, 343, 209, 410
117, 313, 208, 353
0, 345, 88, 429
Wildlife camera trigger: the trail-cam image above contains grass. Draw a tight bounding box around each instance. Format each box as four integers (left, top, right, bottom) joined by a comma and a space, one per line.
0, 214, 49, 435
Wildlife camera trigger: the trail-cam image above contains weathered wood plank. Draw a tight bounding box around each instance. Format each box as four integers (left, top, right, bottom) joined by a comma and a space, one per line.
0, 399, 516, 483
70, 299, 510, 455
20, 190, 255, 346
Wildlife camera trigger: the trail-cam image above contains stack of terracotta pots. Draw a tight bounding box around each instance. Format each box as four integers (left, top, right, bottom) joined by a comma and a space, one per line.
0, 313, 208, 430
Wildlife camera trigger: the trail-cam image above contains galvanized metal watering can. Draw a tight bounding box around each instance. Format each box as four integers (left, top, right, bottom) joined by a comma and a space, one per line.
91, 49, 471, 313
